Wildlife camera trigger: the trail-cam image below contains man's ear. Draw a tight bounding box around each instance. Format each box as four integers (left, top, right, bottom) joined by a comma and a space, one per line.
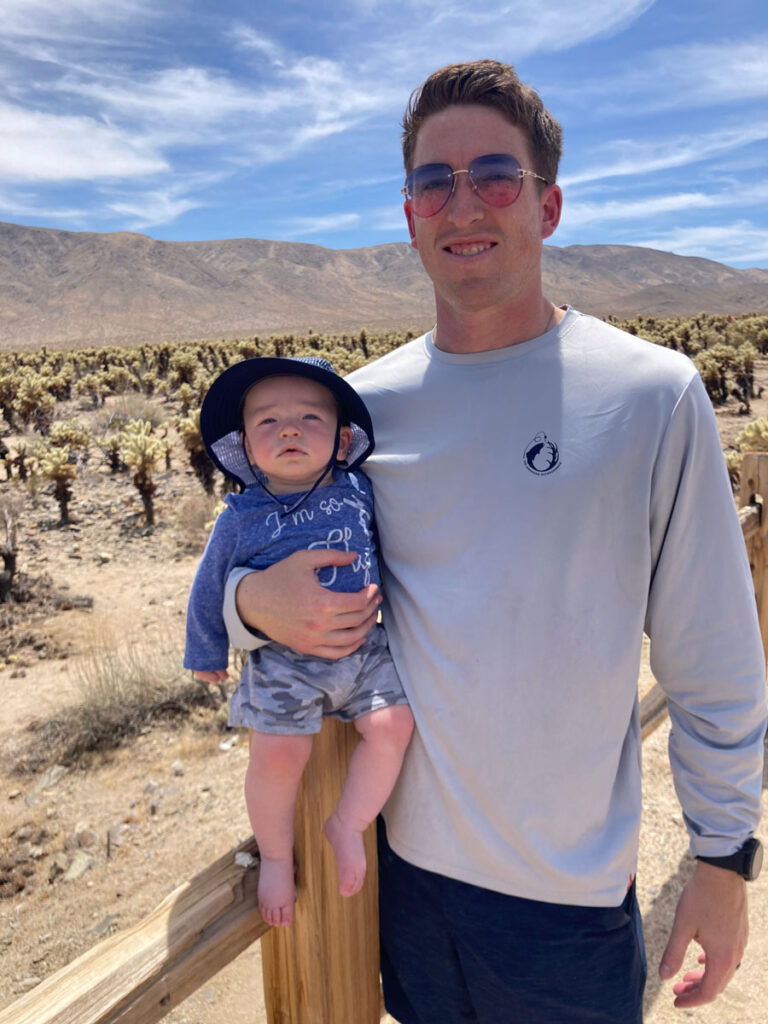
540, 183, 563, 241
336, 425, 354, 462
404, 200, 418, 250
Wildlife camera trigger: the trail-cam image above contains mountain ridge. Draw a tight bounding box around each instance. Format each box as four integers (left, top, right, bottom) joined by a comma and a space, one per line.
1, 221, 766, 351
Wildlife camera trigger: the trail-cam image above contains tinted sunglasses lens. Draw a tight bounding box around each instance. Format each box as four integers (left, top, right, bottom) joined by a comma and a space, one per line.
470, 155, 523, 207
405, 164, 454, 217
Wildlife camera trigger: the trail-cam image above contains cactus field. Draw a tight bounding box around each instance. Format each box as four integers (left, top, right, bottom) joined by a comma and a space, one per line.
1, 313, 768, 1024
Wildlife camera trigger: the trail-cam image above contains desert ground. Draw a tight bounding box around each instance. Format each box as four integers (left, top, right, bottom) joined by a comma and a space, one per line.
1, 374, 768, 1024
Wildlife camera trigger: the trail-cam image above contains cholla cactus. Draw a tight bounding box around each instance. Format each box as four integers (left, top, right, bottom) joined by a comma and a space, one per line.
168, 351, 200, 387
14, 374, 56, 432
100, 434, 125, 474
736, 418, 768, 452
174, 381, 197, 415
0, 502, 19, 602
74, 373, 109, 408
205, 500, 226, 533
724, 451, 742, 492
9, 442, 33, 481
177, 408, 216, 494
48, 420, 91, 454
121, 419, 164, 526
38, 444, 77, 523
0, 374, 19, 429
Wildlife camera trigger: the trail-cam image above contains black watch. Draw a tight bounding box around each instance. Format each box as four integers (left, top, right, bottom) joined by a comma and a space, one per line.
696, 837, 763, 881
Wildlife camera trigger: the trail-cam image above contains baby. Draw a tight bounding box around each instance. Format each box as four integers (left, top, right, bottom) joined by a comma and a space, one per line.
184, 355, 413, 927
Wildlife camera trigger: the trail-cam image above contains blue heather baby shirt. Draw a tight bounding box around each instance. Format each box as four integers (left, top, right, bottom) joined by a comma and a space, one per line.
184, 469, 379, 673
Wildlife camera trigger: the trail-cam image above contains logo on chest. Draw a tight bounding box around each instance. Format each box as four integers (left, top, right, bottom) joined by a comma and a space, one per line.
523, 432, 561, 476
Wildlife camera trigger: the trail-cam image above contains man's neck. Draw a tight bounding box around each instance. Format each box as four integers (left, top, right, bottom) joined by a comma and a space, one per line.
432, 295, 562, 354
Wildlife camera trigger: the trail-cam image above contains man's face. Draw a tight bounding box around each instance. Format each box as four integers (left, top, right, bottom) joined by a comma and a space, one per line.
404, 104, 561, 318
241, 375, 352, 495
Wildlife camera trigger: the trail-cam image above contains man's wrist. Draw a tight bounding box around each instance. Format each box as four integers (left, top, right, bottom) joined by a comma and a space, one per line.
223, 567, 270, 650
696, 838, 763, 881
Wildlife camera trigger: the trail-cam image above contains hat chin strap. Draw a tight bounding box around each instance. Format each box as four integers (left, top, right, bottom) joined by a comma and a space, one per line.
242, 421, 342, 516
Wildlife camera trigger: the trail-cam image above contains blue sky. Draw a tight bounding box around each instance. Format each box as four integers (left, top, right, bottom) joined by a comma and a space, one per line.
1, 0, 766, 267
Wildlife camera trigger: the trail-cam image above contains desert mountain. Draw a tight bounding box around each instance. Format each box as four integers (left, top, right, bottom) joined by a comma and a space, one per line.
1, 220, 767, 351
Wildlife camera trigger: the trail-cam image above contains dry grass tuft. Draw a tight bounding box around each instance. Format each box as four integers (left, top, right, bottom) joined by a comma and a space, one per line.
100, 393, 168, 432
172, 490, 220, 553
15, 630, 223, 772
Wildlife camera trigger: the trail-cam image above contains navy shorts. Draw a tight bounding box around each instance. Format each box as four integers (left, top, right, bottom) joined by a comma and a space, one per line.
378, 820, 647, 1024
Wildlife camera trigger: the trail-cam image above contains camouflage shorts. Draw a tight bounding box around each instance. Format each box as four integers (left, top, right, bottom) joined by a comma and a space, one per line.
228, 623, 408, 735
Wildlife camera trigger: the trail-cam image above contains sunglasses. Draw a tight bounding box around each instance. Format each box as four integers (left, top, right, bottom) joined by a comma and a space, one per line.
402, 153, 549, 219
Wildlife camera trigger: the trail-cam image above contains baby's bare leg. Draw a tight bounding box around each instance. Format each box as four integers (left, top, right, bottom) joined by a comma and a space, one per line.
246, 731, 313, 927
324, 705, 414, 897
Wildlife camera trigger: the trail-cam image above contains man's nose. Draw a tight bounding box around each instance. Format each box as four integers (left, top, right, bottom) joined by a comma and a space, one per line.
446, 171, 484, 223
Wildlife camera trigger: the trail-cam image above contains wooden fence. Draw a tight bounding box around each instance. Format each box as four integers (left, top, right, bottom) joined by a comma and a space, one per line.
2, 451, 767, 1024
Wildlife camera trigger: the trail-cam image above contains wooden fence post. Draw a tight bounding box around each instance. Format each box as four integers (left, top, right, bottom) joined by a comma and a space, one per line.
739, 452, 768, 663
260, 718, 380, 1024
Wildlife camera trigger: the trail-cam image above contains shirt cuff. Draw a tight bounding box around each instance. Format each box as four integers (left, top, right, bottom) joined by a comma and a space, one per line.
224, 567, 271, 650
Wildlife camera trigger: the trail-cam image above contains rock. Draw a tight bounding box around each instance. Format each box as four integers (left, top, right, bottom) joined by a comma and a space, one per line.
63, 851, 94, 882
48, 854, 68, 883
33, 765, 68, 794
107, 824, 128, 857
8, 789, 21, 800
93, 913, 120, 937
15, 826, 34, 843
2, 869, 27, 896
234, 851, 258, 869
96, 552, 112, 564
75, 827, 99, 850
18, 977, 42, 993
171, 760, 184, 776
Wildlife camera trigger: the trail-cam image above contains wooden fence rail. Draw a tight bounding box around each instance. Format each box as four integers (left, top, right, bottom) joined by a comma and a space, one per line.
2, 451, 767, 1024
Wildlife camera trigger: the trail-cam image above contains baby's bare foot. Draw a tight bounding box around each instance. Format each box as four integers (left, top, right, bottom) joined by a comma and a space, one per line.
324, 811, 366, 897
257, 857, 295, 926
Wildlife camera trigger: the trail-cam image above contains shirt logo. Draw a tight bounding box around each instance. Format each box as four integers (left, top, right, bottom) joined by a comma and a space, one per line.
523, 432, 560, 475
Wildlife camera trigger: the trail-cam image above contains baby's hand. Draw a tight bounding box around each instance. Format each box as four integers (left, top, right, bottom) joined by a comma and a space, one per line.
193, 669, 230, 684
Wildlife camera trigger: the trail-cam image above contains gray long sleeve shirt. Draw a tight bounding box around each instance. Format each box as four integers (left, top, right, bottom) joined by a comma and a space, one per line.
226, 309, 767, 906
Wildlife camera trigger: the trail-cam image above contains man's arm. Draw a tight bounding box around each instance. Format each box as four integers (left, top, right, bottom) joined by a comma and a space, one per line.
646, 373, 767, 1005
223, 549, 381, 659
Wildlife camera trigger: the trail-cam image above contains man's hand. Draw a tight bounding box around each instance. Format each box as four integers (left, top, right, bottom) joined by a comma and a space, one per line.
235, 549, 381, 659
659, 860, 748, 1008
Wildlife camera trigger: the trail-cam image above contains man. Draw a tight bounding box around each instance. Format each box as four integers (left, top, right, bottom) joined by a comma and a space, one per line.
224, 60, 766, 1022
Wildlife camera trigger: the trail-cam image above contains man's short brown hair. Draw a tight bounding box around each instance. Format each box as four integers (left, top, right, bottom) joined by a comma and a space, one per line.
401, 59, 563, 185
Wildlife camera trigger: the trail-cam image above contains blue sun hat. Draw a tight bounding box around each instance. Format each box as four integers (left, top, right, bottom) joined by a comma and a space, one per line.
200, 356, 375, 501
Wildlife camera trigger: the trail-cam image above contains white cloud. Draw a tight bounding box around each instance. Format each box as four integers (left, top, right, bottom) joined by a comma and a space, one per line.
281, 212, 361, 237
0, 100, 166, 182
360, 0, 657, 72
0, 189, 85, 220
58, 66, 261, 131
0, 0, 150, 32
635, 222, 768, 265
562, 182, 768, 227
227, 24, 286, 67
605, 38, 768, 112
107, 189, 202, 230
561, 123, 768, 186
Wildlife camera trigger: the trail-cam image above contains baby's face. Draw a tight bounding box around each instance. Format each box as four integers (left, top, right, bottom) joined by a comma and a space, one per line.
241, 375, 351, 494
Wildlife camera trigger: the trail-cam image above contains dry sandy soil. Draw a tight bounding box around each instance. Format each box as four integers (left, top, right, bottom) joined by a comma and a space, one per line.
1, 379, 768, 1024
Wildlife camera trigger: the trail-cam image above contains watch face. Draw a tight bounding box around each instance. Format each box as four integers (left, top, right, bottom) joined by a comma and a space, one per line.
747, 838, 763, 881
